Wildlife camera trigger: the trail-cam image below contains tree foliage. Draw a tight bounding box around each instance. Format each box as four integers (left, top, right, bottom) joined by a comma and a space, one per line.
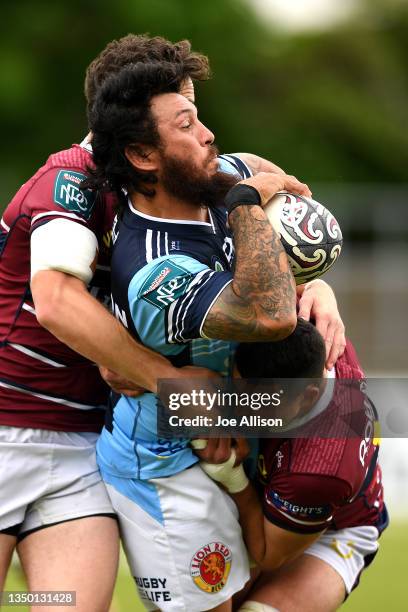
1, 0, 408, 205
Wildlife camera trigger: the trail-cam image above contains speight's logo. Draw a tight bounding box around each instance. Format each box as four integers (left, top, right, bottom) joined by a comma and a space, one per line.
190, 542, 232, 594
143, 267, 172, 295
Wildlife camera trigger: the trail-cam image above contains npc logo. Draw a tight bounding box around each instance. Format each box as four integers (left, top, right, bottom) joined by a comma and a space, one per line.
190, 541, 232, 593
54, 170, 96, 219
139, 260, 192, 309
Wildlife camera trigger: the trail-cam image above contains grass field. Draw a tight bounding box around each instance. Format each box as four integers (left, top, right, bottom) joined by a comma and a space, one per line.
4, 521, 407, 611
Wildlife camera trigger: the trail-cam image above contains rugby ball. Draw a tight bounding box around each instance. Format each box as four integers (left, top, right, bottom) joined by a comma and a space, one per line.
264, 192, 342, 285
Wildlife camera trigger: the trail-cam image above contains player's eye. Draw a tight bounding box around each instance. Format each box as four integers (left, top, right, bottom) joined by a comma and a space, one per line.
182, 121, 192, 129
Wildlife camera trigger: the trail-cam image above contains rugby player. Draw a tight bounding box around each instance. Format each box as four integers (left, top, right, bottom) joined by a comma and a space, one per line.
0, 33, 345, 608
83, 58, 321, 611
197, 320, 388, 612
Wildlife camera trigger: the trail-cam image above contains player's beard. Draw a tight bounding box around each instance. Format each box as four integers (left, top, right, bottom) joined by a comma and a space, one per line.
159, 145, 239, 209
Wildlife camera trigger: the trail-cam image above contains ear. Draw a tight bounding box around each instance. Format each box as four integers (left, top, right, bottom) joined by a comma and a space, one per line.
299, 383, 320, 413
125, 144, 159, 172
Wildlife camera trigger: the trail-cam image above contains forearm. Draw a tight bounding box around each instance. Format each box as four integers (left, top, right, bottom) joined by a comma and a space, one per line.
296, 278, 345, 368
232, 485, 319, 571
202, 173, 313, 341
203, 205, 296, 341
32, 271, 175, 393
231, 204, 296, 322
231, 484, 268, 564
236, 153, 286, 176
199, 445, 321, 571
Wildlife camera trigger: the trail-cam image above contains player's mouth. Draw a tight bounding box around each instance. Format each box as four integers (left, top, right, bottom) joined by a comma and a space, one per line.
208, 156, 218, 169
207, 144, 219, 166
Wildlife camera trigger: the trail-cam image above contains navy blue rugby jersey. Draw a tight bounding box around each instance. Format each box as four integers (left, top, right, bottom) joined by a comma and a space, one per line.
97, 155, 252, 480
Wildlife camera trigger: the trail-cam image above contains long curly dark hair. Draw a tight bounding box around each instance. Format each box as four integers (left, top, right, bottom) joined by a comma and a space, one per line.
82, 61, 185, 202
84, 34, 210, 115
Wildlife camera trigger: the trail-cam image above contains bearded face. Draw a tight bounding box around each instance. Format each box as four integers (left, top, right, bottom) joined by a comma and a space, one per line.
159, 144, 239, 209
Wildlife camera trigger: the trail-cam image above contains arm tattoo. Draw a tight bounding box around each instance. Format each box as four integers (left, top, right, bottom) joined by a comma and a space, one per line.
203, 205, 296, 341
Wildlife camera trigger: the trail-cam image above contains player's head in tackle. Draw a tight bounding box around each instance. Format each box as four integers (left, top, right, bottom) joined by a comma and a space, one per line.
235, 318, 328, 422
84, 61, 238, 212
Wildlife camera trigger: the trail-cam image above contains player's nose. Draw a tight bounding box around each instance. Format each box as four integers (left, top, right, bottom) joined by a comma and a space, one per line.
199, 121, 215, 146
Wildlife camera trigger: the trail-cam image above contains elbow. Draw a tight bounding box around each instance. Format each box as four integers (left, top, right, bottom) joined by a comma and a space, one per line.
31, 270, 86, 335
256, 312, 297, 342
274, 313, 297, 340
32, 276, 67, 335
34, 295, 62, 334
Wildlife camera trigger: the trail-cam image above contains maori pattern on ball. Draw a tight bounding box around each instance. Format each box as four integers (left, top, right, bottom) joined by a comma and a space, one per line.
279, 193, 343, 284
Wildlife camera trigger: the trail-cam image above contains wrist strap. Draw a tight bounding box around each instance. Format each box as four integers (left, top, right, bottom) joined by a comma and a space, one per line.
225, 184, 261, 215
200, 449, 249, 494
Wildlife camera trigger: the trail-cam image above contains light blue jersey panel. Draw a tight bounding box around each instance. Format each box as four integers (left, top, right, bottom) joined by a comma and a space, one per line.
218, 154, 252, 179
97, 254, 235, 480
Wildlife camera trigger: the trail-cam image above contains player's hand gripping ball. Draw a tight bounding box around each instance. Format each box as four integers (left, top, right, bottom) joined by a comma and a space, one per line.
264, 192, 342, 285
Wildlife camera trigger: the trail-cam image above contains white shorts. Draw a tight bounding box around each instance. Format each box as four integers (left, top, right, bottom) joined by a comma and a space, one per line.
104, 464, 250, 612
305, 524, 380, 594
0, 425, 115, 538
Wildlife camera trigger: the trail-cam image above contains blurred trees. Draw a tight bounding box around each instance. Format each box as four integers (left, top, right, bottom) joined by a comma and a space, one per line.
1, 0, 408, 206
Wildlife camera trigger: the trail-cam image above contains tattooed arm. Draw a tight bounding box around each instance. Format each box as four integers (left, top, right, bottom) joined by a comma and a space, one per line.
202, 173, 311, 342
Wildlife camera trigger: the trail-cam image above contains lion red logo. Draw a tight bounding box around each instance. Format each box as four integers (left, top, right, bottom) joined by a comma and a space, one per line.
190, 542, 232, 593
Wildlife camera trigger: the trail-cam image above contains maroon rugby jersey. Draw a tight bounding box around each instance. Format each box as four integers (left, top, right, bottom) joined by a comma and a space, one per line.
257, 340, 386, 534
0, 143, 116, 431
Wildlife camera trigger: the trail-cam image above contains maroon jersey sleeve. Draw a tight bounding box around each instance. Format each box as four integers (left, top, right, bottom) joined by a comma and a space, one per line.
0, 145, 111, 432
23, 166, 99, 237
263, 472, 352, 534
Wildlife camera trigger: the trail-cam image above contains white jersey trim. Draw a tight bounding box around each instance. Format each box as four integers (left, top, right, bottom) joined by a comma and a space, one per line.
200, 278, 234, 339
208, 209, 216, 234
22, 303, 36, 315
8, 343, 66, 368
166, 270, 210, 343
269, 502, 333, 527
175, 271, 215, 342
145, 229, 153, 263
31, 210, 86, 226
128, 200, 213, 226
0, 380, 104, 411
220, 154, 252, 178
156, 231, 161, 258
79, 135, 93, 153
1, 217, 10, 232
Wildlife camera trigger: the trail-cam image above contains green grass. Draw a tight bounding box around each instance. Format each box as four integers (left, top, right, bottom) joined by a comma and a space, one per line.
342, 521, 408, 611
4, 522, 407, 611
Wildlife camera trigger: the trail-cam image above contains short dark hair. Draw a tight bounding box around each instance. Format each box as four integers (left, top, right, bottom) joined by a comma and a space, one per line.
235, 318, 326, 379
84, 34, 210, 113
83, 61, 185, 198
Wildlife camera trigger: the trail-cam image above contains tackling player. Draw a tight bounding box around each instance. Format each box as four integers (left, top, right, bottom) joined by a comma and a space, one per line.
197, 320, 388, 612
0, 36, 220, 608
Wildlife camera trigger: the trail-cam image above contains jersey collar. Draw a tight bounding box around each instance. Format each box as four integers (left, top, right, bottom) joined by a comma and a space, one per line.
127, 199, 217, 234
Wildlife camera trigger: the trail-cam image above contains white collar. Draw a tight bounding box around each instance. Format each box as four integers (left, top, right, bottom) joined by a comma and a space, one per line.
79, 135, 93, 154
128, 199, 216, 231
